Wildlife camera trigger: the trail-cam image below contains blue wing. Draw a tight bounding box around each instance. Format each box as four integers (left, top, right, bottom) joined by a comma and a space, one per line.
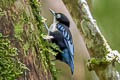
57, 23, 74, 61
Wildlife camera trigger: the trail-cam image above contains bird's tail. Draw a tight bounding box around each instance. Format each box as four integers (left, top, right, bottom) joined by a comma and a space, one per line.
62, 49, 74, 74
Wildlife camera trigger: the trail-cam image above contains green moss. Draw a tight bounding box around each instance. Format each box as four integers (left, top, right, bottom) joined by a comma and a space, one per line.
87, 57, 109, 71
0, 8, 5, 16
0, 0, 15, 9
0, 0, 58, 79
0, 33, 26, 80
14, 23, 23, 41
13, 10, 31, 56
29, 0, 58, 79
23, 42, 30, 56
8, 0, 59, 79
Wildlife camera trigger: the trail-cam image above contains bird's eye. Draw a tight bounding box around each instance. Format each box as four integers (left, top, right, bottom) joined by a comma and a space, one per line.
56, 14, 61, 19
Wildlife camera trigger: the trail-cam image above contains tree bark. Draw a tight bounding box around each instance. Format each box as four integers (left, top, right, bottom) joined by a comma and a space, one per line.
0, 0, 53, 80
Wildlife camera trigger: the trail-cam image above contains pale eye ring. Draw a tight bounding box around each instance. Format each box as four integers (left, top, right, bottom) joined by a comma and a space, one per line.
57, 14, 61, 18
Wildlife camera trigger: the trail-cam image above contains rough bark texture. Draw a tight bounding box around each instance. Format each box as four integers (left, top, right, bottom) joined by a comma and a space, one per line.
0, 0, 53, 80
63, 0, 120, 80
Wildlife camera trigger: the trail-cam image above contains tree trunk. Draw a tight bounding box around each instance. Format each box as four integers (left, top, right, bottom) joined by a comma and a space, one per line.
0, 0, 55, 80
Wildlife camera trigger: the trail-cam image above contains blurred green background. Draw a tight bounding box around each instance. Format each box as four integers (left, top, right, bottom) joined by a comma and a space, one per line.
91, 0, 120, 72
91, 0, 120, 52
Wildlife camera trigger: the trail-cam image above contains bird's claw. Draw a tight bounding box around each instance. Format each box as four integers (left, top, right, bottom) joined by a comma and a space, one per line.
42, 35, 54, 40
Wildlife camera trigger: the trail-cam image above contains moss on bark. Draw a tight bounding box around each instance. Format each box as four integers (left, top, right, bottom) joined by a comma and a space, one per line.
0, 0, 58, 80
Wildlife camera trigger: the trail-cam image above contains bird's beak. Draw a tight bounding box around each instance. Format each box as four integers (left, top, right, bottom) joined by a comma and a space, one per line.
49, 9, 56, 16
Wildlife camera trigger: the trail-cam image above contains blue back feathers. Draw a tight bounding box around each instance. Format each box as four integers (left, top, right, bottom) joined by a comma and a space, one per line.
56, 23, 74, 74
50, 22, 74, 74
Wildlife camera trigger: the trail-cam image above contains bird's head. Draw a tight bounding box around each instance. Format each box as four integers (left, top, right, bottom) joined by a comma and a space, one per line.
49, 9, 70, 28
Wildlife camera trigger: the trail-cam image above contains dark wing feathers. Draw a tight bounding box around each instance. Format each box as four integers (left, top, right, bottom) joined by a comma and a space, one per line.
57, 23, 74, 59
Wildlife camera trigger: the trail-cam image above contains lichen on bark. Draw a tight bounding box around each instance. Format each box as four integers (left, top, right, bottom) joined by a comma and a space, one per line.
63, 0, 120, 80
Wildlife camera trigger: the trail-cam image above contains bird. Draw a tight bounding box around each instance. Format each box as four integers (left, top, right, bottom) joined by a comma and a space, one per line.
43, 9, 74, 74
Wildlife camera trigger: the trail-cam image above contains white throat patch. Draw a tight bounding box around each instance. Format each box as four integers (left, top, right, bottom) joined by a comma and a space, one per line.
49, 23, 58, 32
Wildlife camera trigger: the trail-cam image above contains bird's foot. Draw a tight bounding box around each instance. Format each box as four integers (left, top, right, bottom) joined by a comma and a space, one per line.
42, 35, 54, 40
